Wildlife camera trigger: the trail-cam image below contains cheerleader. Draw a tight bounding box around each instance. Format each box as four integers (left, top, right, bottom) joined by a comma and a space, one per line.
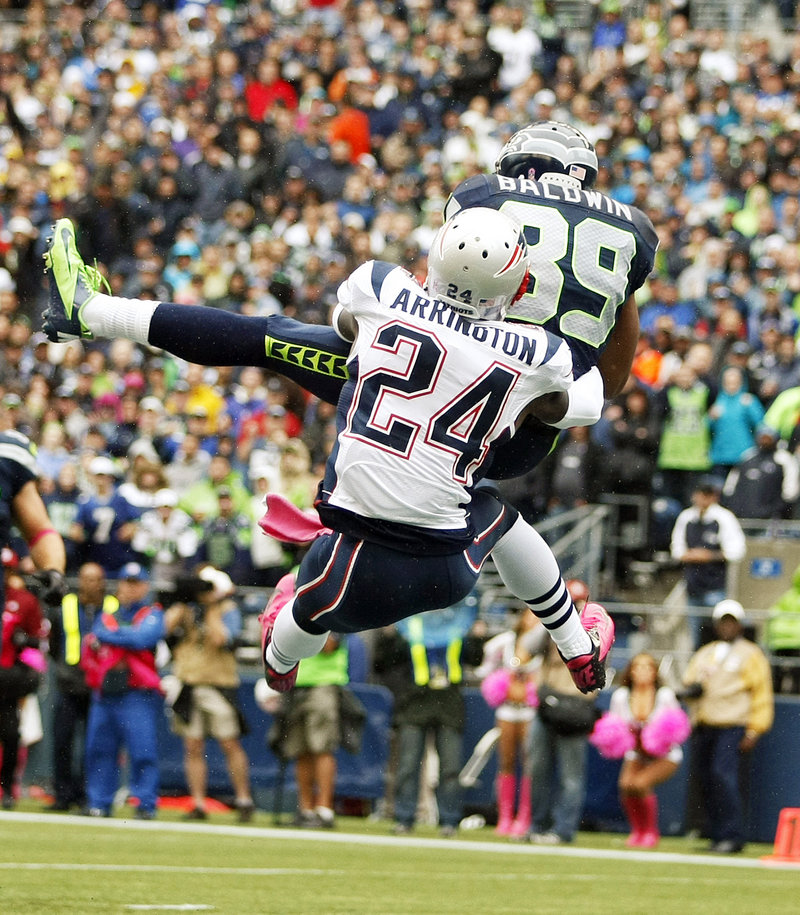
476, 609, 541, 837
592, 652, 690, 848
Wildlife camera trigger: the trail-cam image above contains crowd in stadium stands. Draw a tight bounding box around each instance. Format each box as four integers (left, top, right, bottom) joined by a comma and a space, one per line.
2, 0, 798, 831
1, 2, 800, 584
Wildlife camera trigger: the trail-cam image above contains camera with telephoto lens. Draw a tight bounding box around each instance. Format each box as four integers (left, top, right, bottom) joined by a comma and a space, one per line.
676, 682, 704, 701
160, 574, 215, 607
161, 575, 216, 647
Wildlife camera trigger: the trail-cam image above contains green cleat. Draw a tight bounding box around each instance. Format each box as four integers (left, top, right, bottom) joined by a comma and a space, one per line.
42, 218, 109, 342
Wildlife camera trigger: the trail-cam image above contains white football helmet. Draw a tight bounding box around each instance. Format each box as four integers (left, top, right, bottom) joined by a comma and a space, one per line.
495, 121, 598, 189
426, 207, 529, 322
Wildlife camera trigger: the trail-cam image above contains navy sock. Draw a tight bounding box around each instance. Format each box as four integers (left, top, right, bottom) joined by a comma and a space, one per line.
150, 306, 350, 403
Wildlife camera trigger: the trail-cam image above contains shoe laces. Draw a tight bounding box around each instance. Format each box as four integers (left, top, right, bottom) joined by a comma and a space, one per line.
81, 259, 112, 295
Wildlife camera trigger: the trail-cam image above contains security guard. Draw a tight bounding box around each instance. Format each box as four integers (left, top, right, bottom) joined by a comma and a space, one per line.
375, 607, 483, 837
48, 563, 118, 812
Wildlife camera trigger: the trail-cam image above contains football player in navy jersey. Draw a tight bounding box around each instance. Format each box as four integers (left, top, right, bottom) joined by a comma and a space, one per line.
442, 122, 658, 470
42, 122, 656, 481
45, 207, 614, 696
446, 121, 658, 396
0, 423, 67, 613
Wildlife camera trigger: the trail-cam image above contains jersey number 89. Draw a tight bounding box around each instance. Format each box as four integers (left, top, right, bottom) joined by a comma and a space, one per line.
500, 201, 637, 349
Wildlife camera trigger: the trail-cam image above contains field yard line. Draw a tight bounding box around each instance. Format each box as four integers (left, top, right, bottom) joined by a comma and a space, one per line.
2, 811, 795, 871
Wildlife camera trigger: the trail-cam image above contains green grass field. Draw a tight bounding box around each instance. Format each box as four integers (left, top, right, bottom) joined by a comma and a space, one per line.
1, 806, 798, 915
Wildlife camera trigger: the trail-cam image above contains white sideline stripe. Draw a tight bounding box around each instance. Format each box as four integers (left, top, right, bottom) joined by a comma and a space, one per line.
0, 863, 339, 876
1, 811, 795, 871
125, 908, 215, 912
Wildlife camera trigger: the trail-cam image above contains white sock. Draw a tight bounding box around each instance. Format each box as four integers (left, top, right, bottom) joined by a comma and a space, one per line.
265, 598, 329, 672
80, 293, 160, 345
491, 517, 592, 658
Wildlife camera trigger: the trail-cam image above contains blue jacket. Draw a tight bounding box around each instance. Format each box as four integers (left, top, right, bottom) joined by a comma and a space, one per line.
709, 389, 764, 466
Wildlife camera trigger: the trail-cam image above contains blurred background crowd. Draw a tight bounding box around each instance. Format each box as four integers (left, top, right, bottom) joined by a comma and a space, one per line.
0, 0, 797, 840
1, 0, 800, 591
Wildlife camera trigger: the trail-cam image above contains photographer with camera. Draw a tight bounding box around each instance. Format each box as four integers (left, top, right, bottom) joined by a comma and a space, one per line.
163, 566, 255, 822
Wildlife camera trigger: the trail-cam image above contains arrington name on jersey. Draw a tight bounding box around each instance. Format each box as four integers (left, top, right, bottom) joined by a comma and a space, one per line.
322, 261, 573, 532
444, 173, 659, 378
386, 281, 562, 369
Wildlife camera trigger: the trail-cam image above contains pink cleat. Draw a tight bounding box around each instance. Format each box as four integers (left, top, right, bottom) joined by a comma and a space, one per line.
259, 573, 299, 693
561, 602, 615, 693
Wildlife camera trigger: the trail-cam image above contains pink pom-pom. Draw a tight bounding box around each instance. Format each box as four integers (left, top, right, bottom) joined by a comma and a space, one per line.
19, 647, 47, 673
641, 707, 691, 757
589, 713, 636, 759
525, 680, 539, 708
481, 669, 511, 708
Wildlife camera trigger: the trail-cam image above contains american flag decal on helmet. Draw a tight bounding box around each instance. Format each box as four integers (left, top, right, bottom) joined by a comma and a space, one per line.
570, 164, 587, 181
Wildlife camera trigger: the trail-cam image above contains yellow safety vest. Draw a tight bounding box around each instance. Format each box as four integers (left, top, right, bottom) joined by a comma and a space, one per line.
407, 616, 462, 687
61, 593, 119, 665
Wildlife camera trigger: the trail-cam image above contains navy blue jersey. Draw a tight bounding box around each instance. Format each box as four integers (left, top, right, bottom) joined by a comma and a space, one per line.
0, 430, 39, 546
445, 174, 659, 379
0, 430, 39, 607
74, 489, 142, 574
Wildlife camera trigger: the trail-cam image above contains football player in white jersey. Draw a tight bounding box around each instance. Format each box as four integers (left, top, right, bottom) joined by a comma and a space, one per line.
254, 208, 614, 695
42, 121, 656, 481
44, 207, 614, 696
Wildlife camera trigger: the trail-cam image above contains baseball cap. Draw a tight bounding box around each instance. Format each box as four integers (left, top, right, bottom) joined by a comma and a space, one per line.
534, 89, 557, 108
154, 488, 178, 508
173, 240, 199, 258
119, 562, 150, 582
139, 396, 164, 413
730, 341, 751, 356
150, 117, 172, 135
198, 566, 236, 600
712, 599, 744, 622
123, 372, 145, 390
7, 216, 35, 236
2, 393, 22, 408
217, 485, 233, 500
89, 456, 118, 477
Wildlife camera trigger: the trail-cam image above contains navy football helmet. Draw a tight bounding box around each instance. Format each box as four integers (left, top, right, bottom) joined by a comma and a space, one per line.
495, 121, 598, 189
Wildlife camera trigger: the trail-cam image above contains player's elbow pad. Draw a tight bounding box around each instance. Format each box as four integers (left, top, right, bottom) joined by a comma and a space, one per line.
549, 367, 604, 429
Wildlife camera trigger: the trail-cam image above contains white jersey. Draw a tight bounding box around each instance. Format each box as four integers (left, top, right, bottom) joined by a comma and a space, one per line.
322, 261, 574, 531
